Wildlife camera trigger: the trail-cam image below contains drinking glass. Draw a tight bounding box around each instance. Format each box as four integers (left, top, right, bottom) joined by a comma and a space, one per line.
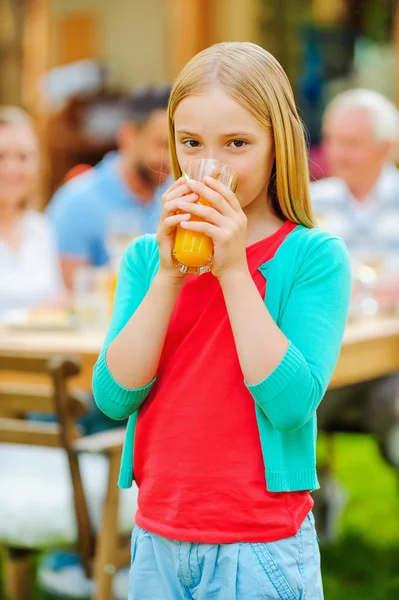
106, 211, 142, 312
172, 159, 238, 275
72, 266, 109, 329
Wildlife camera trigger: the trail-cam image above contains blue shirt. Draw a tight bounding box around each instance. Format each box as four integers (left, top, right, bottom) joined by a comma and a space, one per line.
47, 153, 166, 267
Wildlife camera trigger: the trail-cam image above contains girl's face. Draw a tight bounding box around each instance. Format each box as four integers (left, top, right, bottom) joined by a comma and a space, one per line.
0, 123, 39, 209
174, 86, 275, 211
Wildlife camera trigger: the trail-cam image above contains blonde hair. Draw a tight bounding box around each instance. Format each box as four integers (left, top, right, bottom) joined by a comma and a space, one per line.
0, 106, 36, 131
168, 42, 315, 228
0, 106, 39, 210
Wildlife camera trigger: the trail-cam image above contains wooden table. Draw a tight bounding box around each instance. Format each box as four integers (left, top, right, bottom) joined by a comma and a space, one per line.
0, 326, 104, 390
331, 316, 399, 388
1, 316, 399, 390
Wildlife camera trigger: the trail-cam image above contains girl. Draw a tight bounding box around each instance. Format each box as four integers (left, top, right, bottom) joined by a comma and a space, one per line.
0, 107, 64, 313
93, 42, 351, 599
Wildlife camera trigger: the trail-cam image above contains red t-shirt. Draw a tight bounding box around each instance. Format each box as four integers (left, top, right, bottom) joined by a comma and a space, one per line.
134, 221, 313, 543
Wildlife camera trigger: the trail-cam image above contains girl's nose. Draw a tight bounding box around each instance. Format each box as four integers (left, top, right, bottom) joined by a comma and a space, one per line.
203, 151, 223, 162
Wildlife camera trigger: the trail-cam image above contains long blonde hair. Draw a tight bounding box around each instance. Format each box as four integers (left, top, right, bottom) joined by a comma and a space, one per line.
168, 42, 315, 228
0, 106, 39, 210
0, 106, 36, 130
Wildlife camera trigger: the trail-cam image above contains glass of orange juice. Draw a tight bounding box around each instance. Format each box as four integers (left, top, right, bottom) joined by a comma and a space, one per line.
106, 210, 142, 313
172, 158, 238, 274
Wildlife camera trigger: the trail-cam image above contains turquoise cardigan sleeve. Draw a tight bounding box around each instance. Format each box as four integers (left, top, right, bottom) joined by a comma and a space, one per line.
246, 237, 351, 432
92, 235, 156, 420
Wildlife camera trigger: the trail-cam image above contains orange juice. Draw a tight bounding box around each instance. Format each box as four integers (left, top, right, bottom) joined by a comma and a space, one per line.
172, 159, 238, 275
173, 197, 213, 273
109, 271, 118, 314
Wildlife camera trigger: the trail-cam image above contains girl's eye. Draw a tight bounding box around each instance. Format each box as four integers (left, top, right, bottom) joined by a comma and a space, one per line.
229, 140, 246, 148
184, 140, 200, 148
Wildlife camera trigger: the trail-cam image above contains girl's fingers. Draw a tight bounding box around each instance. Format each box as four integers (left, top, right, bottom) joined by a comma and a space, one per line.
164, 176, 185, 194
180, 219, 225, 241
163, 194, 199, 216
162, 213, 191, 232
162, 179, 189, 204
185, 179, 235, 216
176, 200, 225, 227
163, 184, 191, 204
203, 176, 242, 212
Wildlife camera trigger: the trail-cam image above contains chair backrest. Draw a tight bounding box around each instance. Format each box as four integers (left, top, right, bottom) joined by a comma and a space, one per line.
0, 352, 95, 575
0, 354, 86, 444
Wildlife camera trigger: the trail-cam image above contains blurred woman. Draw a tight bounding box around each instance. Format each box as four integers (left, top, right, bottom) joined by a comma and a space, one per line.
0, 106, 64, 314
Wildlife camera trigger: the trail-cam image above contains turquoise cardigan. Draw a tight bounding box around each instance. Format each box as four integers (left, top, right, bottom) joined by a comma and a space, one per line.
93, 225, 351, 492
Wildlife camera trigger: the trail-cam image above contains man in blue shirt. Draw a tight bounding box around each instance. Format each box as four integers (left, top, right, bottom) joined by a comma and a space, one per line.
48, 85, 171, 288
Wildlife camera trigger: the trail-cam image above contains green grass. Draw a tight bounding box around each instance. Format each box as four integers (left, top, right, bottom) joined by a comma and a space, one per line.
319, 433, 399, 600
322, 535, 399, 600
318, 433, 399, 543
1, 434, 398, 599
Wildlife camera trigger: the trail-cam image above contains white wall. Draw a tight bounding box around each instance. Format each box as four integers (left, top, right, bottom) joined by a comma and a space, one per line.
51, 0, 168, 88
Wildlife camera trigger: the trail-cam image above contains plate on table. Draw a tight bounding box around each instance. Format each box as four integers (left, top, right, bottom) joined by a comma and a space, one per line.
1, 308, 75, 331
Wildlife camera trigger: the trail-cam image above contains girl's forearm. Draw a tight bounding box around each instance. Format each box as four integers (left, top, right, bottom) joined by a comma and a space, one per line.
220, 269, 288, 385
106, 272, 183, 388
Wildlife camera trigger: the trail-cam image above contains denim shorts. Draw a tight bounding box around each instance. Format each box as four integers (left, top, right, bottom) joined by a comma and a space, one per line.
128, 511, 323, 599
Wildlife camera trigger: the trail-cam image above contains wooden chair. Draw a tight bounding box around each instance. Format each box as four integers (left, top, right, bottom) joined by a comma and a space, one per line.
0, 351, 136, 600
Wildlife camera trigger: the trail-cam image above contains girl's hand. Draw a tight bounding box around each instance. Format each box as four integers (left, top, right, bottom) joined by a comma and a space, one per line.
177, 176, 248, 280
157, 177, 198, 282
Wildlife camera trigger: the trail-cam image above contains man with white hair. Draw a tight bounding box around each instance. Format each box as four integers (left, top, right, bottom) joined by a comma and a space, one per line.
311, 88, 399, 289
311, 89, 399, 537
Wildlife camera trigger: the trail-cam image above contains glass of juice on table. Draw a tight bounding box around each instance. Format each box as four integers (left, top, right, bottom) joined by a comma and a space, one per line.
106, 211, 141, 312
172, 158, 238, 274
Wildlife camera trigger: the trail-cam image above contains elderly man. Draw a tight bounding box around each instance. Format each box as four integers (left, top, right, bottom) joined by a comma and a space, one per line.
311, 88, 399, 308
310, 89, 399, 537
